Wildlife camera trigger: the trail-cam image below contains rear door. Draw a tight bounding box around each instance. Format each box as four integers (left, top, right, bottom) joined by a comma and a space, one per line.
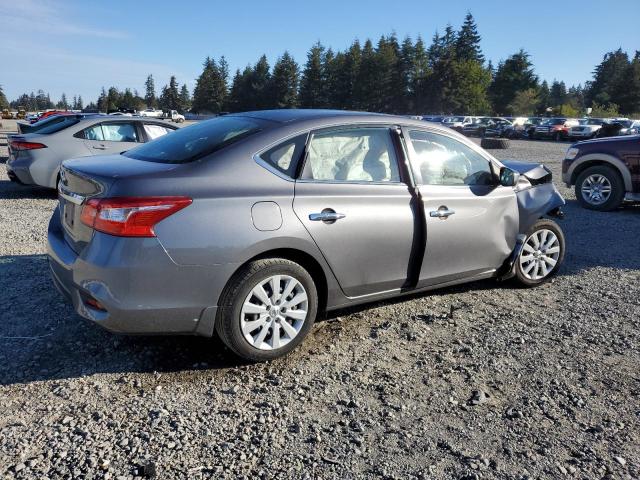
403, 128, 518, 286
293, 126, 417, 297
81, 121, 142, 154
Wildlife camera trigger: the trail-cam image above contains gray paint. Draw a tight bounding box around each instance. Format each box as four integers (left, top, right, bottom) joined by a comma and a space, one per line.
48, 110, 566, 336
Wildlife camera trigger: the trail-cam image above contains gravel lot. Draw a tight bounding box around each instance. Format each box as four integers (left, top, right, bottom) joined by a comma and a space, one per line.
0, 119, 638, 479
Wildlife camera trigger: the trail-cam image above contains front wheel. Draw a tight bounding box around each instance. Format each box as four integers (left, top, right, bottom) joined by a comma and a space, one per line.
575, 165, 624, 211
215, 258, 318, 362
514, 219, 565, 287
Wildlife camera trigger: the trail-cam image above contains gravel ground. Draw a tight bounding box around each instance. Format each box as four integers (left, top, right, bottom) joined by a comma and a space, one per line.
0, 119, 638, 479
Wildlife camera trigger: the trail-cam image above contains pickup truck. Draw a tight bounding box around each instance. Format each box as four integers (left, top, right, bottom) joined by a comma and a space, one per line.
533, 118, 580, 141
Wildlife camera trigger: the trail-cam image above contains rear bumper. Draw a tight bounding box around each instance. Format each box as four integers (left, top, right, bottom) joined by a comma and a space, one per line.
47, 208, 235, 336
6, 157, 36, 185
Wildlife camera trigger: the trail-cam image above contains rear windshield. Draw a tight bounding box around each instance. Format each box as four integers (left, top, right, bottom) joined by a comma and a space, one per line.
124, 116, 263, 164
32, 116, 81, 134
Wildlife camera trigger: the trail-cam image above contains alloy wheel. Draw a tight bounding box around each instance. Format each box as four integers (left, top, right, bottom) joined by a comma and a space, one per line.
519, 229, 561, 281
581, 174, 612, 205
240, 275, 308, 351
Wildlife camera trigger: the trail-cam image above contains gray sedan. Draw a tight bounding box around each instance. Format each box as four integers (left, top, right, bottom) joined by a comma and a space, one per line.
48, 110, 566, 361
7, 115, 177, 188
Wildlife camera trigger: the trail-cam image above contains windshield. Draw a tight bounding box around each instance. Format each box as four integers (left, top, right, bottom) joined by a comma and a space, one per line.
543, 119, 565, 126
35, 116, 81, 134
124, 116, 264, 164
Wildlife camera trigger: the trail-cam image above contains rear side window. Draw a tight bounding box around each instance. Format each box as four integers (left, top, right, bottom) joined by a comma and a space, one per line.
144, 124, 173, 140
259, 134, 307, 178
302, 127, 400, 182
101, 123, 139, 142
83, 124, 104, 140
124, 116, 263, 164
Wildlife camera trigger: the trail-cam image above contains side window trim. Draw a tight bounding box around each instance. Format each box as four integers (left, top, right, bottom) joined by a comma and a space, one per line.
298, 125, 403, 185
402, 127, 499, 187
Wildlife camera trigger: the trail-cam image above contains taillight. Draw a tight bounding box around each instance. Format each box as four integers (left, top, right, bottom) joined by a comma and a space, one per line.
10, 140, 47, 151
80, 196, 192, 237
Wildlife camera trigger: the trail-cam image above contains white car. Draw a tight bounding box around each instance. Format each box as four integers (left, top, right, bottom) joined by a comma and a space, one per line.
569, 118, 607, 140
138, 108, 164, 118
442, 116, 478, 132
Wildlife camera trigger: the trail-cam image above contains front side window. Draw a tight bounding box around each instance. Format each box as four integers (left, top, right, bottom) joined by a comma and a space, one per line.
408, 130, 494, 186
144, 124, 173, 140
302, 127, 400, 182
259, 134, 307, 178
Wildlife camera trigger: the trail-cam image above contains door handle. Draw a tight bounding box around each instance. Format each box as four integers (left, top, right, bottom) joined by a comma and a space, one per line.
429, 206, 456, 219
309, 211, 346, 222
92, 145, 107, 150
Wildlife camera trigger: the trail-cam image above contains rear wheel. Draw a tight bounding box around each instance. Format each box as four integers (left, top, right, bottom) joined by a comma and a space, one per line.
575, 165, 624, 211
514, 219, 565, 287
215, 258, 318, 362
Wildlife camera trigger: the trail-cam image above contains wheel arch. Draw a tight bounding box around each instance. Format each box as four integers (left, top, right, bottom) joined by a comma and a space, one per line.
569, 154, 632, 191
226, 247, 329, 315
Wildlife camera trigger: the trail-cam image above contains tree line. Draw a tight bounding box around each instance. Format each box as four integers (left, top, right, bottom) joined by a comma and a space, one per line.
2, 13, 639, 117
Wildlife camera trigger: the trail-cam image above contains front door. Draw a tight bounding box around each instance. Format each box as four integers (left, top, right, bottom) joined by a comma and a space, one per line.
403, 128, 519, 286
293, 126, 416, 297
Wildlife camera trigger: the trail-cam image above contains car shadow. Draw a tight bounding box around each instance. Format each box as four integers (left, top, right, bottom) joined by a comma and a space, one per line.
0, 254, 245, 386
0, 180, 57, 200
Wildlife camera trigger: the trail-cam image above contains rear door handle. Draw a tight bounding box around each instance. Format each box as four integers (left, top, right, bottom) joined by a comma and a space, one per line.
92, 145, 107, 150
429, 207, 456, 218
309, 211, 346, 222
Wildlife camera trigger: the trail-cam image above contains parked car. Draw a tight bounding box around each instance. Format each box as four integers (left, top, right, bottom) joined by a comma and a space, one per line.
533, 118, 580, 140
6, 117, 177, 188
422, 115, 445, 123
523, 117, 545, 138
138, 108, 164, 118
619, 120, 640, 135
48, 110, 566, 362
484, 118, 514, 138
31, 110, 72, 124
562, 135, 640, 210
462, 117, 508, 137
441, 116, 477, 132
568, 118, 607, 140
17, 112, 85, 134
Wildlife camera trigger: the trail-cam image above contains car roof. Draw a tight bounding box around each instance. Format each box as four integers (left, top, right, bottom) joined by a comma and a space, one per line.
227, 109, 454, 131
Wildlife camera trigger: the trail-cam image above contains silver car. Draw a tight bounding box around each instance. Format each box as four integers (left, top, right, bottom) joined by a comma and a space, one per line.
48, 110, 566, 361
7, 115, 177, 188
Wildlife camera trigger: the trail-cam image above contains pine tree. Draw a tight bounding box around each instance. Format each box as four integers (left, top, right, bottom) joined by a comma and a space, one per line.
411, 36, 431, 113
489, 50, 538, 114
250, 55, 271, 109
178, 84, 191, 113
332, 40, 362, 110
537, 80, 550, 112
456, 12, 484, 64
145, 74, 156, 108
376, 34, 402, 113
450, 60, 491, 114
228, 66, 253, 112
192, 57, 228, 113
586, 49, 629, 107
270, 51, 299, 108
0, 85, 8, 109
611, 51, 640, 114
77, 95, 84, 111
299, 42, 326, 108
549, 80, 568, 107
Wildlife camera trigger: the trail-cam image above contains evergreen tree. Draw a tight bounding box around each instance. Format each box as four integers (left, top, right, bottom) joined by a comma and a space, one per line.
411, 36, 431, 113
506, 88, 539, 115
228, 66, 253, 112
450, 60, 491, 114
144, 74, 156, 108
586, 49, 629, 107
537, 80, 550, 112
192, 57, 228, 113
77, 95, 84, 111
429, 25, 458, 113
353, 39, 378, 111
178, 84, 191, 113
57, 93, 68, 109
0, 85, 8, 109
250, 55, 271, 109
489, 50, 538, 114
332, 40, 362, 110
612, 51, 640, 114
456, 12, 484, 64
299, 42, 326, 108
270, 51, 299, 108
549, 80, 567, 107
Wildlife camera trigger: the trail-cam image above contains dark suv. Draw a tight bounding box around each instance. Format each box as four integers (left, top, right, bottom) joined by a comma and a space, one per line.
562, 135, 640, 210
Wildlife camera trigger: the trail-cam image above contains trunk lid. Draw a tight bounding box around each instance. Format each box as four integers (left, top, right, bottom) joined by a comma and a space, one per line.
58, 154, 181, 253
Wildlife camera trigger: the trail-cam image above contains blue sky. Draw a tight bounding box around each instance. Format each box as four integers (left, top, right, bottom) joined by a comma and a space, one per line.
1, 0, 638, 103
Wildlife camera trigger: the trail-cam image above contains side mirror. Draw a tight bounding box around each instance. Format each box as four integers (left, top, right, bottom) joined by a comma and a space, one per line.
499, 166, 520, 187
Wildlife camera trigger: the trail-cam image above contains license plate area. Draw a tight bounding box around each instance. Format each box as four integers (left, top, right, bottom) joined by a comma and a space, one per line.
63, 201, 76, 230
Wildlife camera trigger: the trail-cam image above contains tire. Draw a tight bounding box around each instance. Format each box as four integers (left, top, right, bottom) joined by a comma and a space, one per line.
215, 258, 318, 362
553, 132, 561, 141
481, 137, 510, 149
514, 219, 565, 287
575, 165, 624, 211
